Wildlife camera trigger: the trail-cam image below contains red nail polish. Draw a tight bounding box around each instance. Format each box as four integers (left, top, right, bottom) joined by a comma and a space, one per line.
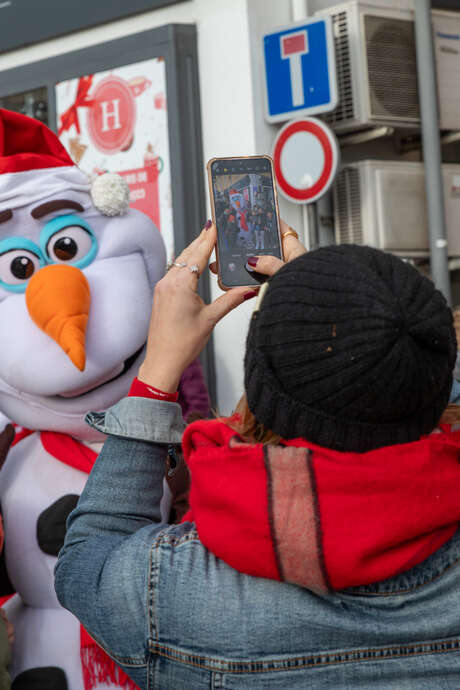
243, 291, 257, 300
204, 219, 212, 230
247, 256, 258, 267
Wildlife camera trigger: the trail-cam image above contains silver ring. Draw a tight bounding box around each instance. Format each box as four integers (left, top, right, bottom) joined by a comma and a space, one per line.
189, 264, 199, 274
167, 260, 187, 271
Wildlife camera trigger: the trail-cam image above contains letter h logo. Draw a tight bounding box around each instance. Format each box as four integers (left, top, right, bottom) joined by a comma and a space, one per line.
100, 99, 122, 132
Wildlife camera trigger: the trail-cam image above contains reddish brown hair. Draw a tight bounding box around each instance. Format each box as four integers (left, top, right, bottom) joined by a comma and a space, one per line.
227, 395, 460, 444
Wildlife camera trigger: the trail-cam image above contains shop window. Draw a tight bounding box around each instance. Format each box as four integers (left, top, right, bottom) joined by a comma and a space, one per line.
0, 88, 48, 124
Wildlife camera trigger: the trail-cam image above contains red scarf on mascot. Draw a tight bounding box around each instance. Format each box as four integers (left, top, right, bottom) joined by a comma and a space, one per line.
181, 419, 460, 592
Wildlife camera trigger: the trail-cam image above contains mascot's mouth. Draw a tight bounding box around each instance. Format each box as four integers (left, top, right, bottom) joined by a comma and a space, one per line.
58, 344, 146, 399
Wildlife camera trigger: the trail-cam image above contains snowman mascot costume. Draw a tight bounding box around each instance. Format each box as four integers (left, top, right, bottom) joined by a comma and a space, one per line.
0, 109, 167, 690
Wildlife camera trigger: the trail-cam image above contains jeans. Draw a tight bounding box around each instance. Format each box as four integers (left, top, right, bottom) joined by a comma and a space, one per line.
255, 229, 264, 250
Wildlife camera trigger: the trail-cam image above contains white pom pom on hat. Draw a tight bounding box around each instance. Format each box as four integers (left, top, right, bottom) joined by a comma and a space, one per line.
90, 172, 130, 216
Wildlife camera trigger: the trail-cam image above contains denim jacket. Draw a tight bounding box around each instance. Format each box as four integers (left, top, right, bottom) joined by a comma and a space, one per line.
55, 397, 460, 689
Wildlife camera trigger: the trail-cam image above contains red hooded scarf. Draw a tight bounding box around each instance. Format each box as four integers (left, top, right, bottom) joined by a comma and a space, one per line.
182, 419, 460, 593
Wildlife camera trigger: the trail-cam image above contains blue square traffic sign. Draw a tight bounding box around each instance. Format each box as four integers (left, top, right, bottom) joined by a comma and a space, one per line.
263, 17, 337, 123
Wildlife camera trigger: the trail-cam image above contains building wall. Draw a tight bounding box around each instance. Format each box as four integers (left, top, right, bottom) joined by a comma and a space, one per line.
0, 0, 440, 414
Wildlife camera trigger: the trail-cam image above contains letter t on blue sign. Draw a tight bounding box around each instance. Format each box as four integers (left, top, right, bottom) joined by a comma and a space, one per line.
263, 17, 338, 124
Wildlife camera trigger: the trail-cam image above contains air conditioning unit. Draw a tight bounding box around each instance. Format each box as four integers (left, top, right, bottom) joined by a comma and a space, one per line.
333, 160, 460, 257
315, 1, 460, 132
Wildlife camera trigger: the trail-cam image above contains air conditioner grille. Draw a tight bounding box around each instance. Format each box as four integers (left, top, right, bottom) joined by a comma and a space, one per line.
365, 14, 420, 121
323, 11, 354, 125
335, 168, 363, 245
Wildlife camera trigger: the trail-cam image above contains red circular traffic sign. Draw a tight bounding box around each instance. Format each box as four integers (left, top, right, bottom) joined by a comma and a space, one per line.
273, 118, 339, 204
87, 76, 136, 154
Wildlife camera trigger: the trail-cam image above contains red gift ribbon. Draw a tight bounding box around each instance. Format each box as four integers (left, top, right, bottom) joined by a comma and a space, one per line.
58, 75, 95, 136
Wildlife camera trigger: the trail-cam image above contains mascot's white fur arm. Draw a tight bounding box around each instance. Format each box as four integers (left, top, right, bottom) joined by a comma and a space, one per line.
0, 413, 10, 431
0, 109, 169, 690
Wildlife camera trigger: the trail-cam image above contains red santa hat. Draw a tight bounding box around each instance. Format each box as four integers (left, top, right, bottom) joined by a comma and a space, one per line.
0, 109, 91, 212
0, 109, 129, 216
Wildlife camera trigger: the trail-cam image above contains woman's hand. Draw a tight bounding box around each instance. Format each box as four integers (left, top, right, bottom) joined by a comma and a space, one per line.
138, 224, 255, 393
209, 219, 306, 279
255, 219, 307, 274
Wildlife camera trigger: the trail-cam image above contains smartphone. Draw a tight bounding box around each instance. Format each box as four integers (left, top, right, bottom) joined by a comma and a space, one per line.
207, 155, 283, 290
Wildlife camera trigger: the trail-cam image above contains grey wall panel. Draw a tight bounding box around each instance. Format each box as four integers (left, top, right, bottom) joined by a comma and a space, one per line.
0, 0, 189, 54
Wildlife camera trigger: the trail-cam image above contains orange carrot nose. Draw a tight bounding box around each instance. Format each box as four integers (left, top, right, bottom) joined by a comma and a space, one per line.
25, 264, 90, 371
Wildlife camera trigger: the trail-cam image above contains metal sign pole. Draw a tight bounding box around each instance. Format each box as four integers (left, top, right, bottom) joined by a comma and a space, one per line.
307, 203, 319, 250
414, 0, 452, 305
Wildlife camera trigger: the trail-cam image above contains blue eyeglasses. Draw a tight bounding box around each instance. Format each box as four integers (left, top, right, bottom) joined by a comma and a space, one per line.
0, 215, 98, 293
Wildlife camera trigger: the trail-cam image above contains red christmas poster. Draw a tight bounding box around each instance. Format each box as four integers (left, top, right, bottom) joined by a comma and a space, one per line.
56, 59, 173, 258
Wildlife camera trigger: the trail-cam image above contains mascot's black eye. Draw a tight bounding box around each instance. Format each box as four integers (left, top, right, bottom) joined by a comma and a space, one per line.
11, 256, 36, 279
53, 237, 78, 261
0, 248, 41, 288
46, 225, 93, 265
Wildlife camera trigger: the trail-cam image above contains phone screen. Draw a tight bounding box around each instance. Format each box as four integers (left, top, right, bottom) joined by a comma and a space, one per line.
210, 156, 282, 288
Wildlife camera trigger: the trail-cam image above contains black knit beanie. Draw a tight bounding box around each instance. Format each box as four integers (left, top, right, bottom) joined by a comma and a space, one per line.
244, 244, 456, 452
